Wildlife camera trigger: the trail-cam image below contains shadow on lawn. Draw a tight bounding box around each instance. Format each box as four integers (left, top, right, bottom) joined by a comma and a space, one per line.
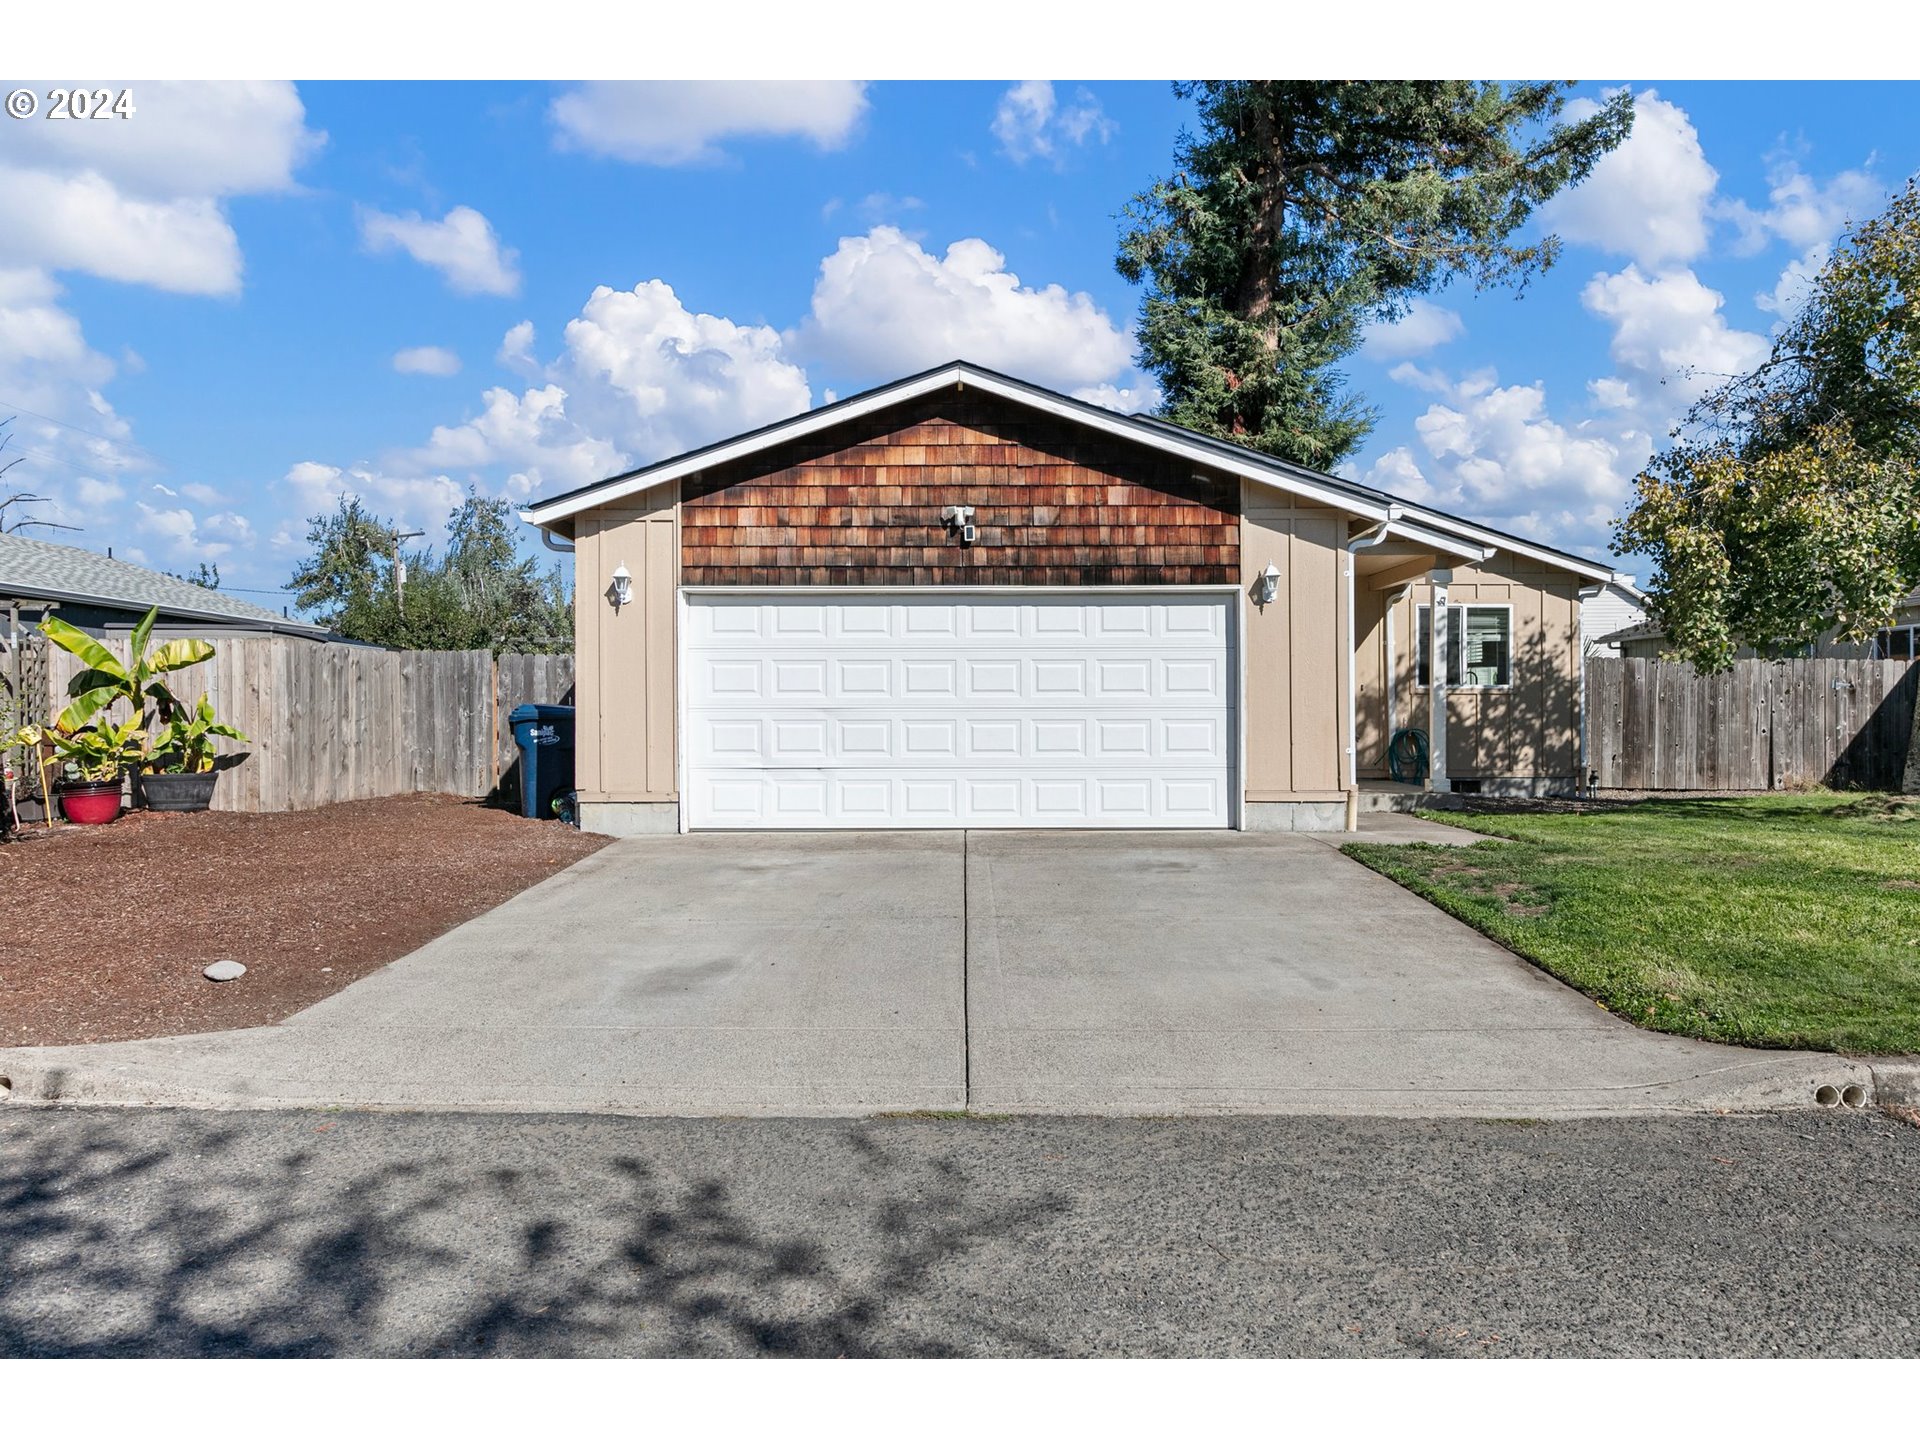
0, 1112, 1070, 1358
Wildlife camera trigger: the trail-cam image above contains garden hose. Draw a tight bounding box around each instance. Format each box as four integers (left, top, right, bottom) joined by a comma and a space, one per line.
1387, 726, 1430, 784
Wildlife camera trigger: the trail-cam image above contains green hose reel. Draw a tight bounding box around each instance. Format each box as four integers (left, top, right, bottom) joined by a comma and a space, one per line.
1387, 727, 1430, 784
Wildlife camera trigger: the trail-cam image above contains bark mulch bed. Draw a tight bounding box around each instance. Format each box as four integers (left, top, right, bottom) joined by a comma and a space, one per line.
0, 794, 610, 1048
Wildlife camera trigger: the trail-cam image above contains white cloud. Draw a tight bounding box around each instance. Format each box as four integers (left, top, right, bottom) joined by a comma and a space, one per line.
132, 500, 257, 562
359, 205, 521, 297
1719, 150, 1885, 322
342, 277, 813, 514
1362, 370, 1635, 548
497, 320, 537, 373
0, 168, 244, 295
793, 226, 1133, 391
1539, 90, 1719, 268
281, 460, 467, 543
392, 345, 462, 377
1071, 378, 1162, 414
1360, 299, 1465, 361
0, 81, 320, 198
991, 81, 1115, 165
1723, 150, 1884, 255
0, 81, 319, 297
1580, 265, 1770, 421
550, 81, 868, 165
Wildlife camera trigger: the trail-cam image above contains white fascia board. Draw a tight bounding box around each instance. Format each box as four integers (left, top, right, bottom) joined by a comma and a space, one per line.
1377, 519, 1491, 563
524, 364, 1394, 527
955, 371, 1392, 519
1388, 504, 1616, 581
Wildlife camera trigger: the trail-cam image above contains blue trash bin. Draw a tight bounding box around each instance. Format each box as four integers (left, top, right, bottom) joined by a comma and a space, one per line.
507, 703, 576, 819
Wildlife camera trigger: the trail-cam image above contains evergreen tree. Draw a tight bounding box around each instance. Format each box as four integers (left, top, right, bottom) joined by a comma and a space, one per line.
1117, 82, 1634, 468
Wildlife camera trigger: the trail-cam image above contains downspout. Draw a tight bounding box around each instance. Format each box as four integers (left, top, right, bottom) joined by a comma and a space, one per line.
1577, 583, 1604, 797
1344, 505, 1403, 831
538, 527, 575, 554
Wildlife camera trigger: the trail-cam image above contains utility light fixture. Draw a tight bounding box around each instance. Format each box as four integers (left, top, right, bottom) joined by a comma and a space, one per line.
940, 504, 978, 545
1255, 562, 1282, 606
610, 564, 633, 607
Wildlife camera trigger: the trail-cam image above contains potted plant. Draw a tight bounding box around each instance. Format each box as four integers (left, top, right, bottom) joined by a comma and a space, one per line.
9, 715, 147, 824
138, 691, 248, 812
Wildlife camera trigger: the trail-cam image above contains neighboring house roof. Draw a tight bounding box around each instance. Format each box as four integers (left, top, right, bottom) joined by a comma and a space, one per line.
0, 531, 330, 637
1596, 619, 1664, 648
523, 360, 1625, 584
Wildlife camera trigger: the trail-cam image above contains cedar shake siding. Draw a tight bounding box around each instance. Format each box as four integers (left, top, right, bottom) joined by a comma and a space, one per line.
680, 391, 1239, 587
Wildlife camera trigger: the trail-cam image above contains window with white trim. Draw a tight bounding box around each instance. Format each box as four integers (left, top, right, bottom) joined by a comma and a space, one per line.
1873, 625, 1918, 662
1416, 603, 1512, 688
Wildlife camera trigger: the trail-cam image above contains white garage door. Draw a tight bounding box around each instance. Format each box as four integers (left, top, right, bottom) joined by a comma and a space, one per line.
682, 590, 1235, 829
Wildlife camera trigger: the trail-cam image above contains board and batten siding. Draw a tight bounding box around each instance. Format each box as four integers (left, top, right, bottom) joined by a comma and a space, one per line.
571, 480, 678, 804
1382, 553, 1583, 782
1239, 484, 1346, 799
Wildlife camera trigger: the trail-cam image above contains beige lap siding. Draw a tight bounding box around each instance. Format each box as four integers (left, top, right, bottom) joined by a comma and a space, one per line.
571, 482, 678, 803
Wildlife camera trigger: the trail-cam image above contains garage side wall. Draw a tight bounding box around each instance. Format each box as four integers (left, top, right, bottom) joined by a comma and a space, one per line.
1240, 484, 1347, 828
573, 482, 678, 832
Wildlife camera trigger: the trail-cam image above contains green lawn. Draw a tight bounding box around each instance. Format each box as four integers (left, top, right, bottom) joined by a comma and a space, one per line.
1344, 792, 1920, 1055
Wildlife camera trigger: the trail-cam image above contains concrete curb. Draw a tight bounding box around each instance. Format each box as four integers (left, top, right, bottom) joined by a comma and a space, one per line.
1860, 1056, 1920, 1111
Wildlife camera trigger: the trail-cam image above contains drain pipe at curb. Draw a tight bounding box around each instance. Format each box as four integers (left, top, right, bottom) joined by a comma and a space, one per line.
1344, 507, 1403, 832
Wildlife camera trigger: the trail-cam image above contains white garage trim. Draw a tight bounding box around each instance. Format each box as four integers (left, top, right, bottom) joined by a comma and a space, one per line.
677, 586, 1241, 831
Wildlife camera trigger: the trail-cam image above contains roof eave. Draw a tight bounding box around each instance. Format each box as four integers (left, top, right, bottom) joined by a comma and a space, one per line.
0, 582, 329, 637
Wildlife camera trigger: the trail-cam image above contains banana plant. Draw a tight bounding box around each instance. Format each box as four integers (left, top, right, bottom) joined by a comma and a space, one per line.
14, 714, 147, 783
40, 605, 212, 739
151, 692, 248, 774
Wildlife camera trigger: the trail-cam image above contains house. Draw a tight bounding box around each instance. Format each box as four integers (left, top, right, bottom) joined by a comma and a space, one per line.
522, 361, 1623, 836
1580, 577, 1648, 659
1601, 586, 1920, 662
0, 531, 331, 642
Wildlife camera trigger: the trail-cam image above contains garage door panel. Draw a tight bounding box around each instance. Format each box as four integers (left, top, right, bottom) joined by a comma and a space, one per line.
685, 592, 1234, 829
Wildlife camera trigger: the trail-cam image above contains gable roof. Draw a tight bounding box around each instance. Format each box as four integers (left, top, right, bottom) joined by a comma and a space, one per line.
523, 360, 1624, 584
0, 531, 330, 637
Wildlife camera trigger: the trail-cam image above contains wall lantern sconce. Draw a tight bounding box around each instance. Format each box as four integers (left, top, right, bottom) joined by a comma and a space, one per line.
610, 563, 634, 608
1255, 562, 1282, 606
940, 504, 978, 545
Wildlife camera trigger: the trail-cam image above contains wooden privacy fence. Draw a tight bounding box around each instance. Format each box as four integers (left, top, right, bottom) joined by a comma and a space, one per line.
42, 636, 574, 813
1587, 656, 1918, 791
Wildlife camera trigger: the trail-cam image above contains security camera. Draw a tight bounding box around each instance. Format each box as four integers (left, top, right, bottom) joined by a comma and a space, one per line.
960, 523, 977, 544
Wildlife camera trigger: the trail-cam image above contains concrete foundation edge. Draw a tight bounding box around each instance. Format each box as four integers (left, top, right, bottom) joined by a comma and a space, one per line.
579, 801, 680, 837
1244, 801, 1348, 833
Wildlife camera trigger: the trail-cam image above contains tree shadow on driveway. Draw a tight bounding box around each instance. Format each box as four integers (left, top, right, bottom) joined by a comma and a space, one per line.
0, 1111, 1071, 1358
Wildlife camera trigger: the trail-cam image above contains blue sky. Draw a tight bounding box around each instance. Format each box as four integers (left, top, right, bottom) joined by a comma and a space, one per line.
2, 79, 1914, 606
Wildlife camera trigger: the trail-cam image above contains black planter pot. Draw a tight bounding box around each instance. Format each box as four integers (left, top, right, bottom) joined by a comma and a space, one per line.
137, 770, 220, 813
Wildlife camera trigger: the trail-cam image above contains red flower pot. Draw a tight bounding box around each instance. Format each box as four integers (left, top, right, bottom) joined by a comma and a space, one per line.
58, 778, 125, 825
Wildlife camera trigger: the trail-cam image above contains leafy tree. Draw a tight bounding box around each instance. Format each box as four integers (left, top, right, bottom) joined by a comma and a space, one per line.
1116, 82, 1634, 468
166, 562, 221, 590
1616, 178, 1920, 673
287, 490, 572, 653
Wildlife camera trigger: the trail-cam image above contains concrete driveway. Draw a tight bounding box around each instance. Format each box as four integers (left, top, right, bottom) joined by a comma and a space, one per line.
0, 829, 1867, 1117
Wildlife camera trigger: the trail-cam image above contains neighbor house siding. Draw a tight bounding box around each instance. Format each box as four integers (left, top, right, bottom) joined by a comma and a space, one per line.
1240, 484, 1345, 799
572, 481, 678, 804
680, 391, 1240, 587
1389, 553, 1582, 782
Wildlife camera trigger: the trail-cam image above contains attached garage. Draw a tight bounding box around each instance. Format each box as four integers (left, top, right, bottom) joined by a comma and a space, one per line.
527, 361, 1619, 836
682, 590, 1235, 828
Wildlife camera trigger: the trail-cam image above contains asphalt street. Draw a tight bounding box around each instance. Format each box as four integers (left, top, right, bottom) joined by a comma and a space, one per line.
3, 1106, 1916, 1357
